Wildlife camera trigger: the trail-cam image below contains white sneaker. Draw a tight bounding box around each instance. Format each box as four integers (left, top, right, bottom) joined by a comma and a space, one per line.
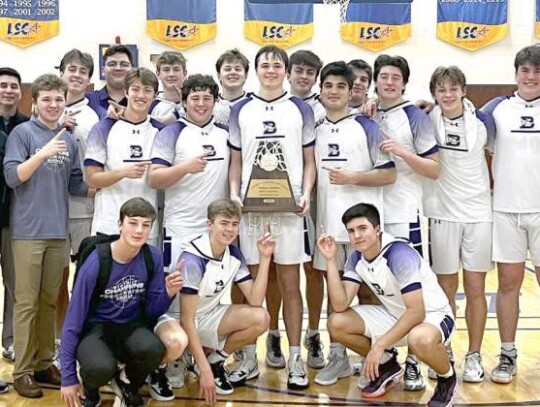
166, 359, 186, 389
491, 353, 517, 384
265, 334, 286, 368
314, 352, 353, 386
287, 354, 309, 389
233, 350, 244, 362
303, 331, 325, 369
463, 351, 485, 383
403, 356, 426, 391
228, 357, 260, 386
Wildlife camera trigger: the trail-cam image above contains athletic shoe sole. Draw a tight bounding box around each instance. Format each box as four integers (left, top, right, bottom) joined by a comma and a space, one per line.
462, 373, 485, 383
314, 363, 354, 386
266, 357, 286, 369
287, 379, 309, 390
147, 384, 175, 401
490, 375, 515, 384
361, 369, 403, 398
230, 368, 260, 387
215, 385, 234, 395
403, 380, 426, 391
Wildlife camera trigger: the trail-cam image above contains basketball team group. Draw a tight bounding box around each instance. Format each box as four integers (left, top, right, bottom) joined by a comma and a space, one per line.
0, 41, 538, 407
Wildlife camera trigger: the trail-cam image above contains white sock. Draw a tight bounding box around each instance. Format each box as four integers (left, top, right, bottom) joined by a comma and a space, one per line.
380, 349, 394, 364
329, 342, 346, 357
268, 329, 280, 338
207, 350, 229, 364
306, 328, 319, 337
438, 365, 454, 379
289, 346, 301, 361
501, 343, 517, 357
244, 344, 257, 359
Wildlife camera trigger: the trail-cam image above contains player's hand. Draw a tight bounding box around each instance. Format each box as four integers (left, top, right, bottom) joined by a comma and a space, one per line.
185, 151, 212, 174
107, 100, 125, 120
61, 109, 81, 131
230, 194, 243, 208
416, 99, 435, 113
379, 130, 407, 158
121, 161, 152, 179
316, 228, 337, 261
61, 384, 84, 407
199, 367, 217, 405
360, 100, 378, 118
362, 345, 385, 382
38, 128, 67, 160
257, 223, 275, 259
298, 194, 310, 216
165, 259, 184, 297
322, 165, 351, 185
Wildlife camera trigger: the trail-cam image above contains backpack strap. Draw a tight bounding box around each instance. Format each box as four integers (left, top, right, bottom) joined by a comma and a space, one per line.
87, 242, 114, 317
141, 243, 155, 282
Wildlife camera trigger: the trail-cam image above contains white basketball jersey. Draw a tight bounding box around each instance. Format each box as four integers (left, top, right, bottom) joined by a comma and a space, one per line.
150, 95, 184, 121
482, 93, 540, 212
213, 92, 249, 125
150, 117, 230, 238
178, 234, 252, 316
85, 117, 163, 238
64, 98, 102, 219
342, 234, 452, 319
303, 93, 326, 125
229, 92, 315, 202
424, 101, 494, 222
315, 114, 394, 242
375, 102, 438, 223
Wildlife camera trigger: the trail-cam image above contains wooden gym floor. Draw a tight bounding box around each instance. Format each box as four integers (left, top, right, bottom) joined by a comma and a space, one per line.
0, 262, 538, 406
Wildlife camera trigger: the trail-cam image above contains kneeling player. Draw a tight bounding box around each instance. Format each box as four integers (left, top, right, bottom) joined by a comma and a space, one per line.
317, 203, 456, 407
169, 199, 273, 404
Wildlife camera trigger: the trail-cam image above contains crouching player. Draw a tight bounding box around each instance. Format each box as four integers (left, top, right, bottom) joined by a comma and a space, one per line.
60, 198, 185, 407
171, 199, 273, 404
317, 203, 456, 407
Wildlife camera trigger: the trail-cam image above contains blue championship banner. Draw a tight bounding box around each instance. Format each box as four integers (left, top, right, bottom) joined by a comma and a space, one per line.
437, 0, 507, 52
537, 0, 540, 39
341, 3, 411, 52
244, 0, 313, 49
0, 0, 59, 48
147, 0, 216, 50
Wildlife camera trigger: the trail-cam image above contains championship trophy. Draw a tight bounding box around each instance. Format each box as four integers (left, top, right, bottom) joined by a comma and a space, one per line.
243, 139, 301, 213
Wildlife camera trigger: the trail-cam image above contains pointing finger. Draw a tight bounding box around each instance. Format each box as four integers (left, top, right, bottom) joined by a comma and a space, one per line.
52, 128, 67, 141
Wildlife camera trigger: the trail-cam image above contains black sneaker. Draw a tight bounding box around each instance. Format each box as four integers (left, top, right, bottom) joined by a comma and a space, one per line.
210, 361, 234, 395
110, 370, 144, 407
147, 366, 174, 401
361, 349, 403, 398
428, 367, 457, 407
81, 387, 101, 407
0, 379, 8, 394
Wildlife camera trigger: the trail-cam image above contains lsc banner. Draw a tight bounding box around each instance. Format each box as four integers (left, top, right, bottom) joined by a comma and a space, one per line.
437, 0, 507, 51
0, 0, 59, 48
147, 0, 216, 50
341, 3, 411, 52
244, 0, 313, 49
536, 0, 540, 39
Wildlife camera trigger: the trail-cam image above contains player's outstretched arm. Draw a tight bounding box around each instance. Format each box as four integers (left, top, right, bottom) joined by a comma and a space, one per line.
179, 294, 217, 404
317, 232, 357, 312
148, 151, 212, 189
85, 161, 151, 188
239, 224, 275, 306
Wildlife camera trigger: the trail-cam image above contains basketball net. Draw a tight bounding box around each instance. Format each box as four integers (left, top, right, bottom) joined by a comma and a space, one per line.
322, 0, 350, 23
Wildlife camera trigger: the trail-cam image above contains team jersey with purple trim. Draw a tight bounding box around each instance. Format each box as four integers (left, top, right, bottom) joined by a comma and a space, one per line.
374, 102, 438, 223
315, 114, 394, 241
342, 234, 451, 319
229, 92, 315, 203
213, 92, 250, 125
64, 98, 104, 220
482, 93, 540, 212
425, 104, 494, 222
150, 117, 230, 236
303, 93, 326, 125
84, 117, 164, 238
177, 234, 252, 316
149, 95, 184, 121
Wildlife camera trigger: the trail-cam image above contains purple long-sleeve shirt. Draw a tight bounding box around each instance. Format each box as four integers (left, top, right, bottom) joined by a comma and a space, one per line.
60, 245, 172, 386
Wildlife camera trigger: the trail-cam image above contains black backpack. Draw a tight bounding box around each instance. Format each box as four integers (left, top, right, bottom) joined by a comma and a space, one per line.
72, 234, 155, 318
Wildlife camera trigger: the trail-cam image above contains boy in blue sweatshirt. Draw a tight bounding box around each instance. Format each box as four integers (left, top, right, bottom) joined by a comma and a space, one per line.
60, 197, 184, 407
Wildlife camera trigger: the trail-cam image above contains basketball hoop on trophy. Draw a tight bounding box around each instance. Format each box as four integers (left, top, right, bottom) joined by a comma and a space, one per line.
243, 140, 301, 213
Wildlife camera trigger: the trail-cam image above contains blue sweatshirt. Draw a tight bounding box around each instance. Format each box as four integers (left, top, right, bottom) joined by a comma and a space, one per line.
60, 245, 172, 387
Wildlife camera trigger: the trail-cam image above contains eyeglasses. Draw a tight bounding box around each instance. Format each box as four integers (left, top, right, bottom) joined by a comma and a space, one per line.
105, 61, 131, 68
